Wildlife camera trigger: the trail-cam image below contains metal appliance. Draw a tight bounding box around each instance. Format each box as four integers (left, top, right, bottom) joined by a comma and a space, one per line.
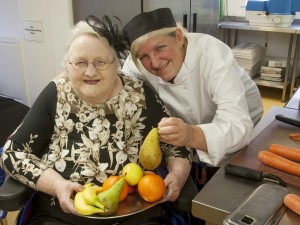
142, 0, 220, 37
72, 0, 221, 38
246, 0, 300, 27
72, 0, 141, 26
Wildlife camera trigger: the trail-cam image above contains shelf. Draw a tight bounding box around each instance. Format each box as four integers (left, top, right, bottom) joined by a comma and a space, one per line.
219, 20, 300, 102
219, 21, 299, 34
253, 76, 284, 89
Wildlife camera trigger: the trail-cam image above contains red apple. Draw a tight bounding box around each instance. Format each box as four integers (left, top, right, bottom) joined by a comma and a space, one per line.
127, 184, 137, 194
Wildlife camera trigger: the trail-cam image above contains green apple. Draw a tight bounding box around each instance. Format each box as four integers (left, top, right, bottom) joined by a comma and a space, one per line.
122, 162, 143, 186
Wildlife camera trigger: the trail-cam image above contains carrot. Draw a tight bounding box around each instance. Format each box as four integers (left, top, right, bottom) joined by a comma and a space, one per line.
289, 133, 300, 138
284, 193, 300, 215
269, 144, 300, 162
289, 133, 300, 141
258, 151, 300, 176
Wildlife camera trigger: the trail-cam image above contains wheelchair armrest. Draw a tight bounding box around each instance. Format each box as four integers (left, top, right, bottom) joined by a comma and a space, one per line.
173, 175, 197, 212
0, 176, 33, 211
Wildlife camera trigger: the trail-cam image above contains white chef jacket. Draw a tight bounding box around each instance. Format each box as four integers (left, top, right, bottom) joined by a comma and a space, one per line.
121, 33, 263, 166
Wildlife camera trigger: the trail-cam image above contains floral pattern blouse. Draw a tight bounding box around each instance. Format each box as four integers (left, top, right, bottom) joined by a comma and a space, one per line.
1, 75, 192, 190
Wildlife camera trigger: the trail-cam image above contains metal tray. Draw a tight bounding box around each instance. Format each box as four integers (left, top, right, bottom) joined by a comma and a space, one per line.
82, 192, 165, 219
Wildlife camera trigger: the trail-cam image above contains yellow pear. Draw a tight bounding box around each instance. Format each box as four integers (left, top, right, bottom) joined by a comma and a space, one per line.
139, 127, 162, 170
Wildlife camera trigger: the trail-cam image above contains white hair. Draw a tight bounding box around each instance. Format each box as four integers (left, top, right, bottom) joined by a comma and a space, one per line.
61, 21, 119, 69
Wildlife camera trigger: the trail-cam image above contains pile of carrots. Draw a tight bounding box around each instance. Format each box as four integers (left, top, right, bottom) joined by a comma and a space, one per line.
258, 144, 300, 176
257, 143, 300, 216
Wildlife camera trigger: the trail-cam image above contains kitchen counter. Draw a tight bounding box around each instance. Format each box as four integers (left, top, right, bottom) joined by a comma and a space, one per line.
285, 87, 300, 110
191, 106, 300, 225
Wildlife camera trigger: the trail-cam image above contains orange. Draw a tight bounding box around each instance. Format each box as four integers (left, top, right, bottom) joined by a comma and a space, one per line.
138, 174, 166, 202
102, 175, 129, 202
143, 170, 155, 176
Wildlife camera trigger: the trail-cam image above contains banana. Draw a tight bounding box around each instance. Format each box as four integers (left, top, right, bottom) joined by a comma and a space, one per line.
75, 180, 126, 216
74, 192, 106, 216
84, 183, 93, 188
82, 185, 105, 209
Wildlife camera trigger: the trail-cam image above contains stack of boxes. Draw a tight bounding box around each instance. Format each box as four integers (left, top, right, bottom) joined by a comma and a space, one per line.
232, 43, 265, 77
259, 59, 286, 82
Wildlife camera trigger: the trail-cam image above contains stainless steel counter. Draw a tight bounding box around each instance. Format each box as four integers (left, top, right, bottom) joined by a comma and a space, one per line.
191, 106, 300, 225
285, 88, 300, 110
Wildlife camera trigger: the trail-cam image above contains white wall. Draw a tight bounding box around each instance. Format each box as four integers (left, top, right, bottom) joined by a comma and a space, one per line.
0, 0, 22, 38
0, 0, 25, 102
0, 0, 73, 106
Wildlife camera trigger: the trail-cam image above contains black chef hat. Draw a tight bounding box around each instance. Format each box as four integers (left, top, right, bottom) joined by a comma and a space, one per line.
122, 8, 177, 45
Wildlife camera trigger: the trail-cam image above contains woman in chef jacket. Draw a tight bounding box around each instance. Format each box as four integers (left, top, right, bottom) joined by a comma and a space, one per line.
121, 8, 263, 182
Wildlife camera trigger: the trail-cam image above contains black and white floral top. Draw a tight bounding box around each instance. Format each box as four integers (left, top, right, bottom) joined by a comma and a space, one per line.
1, 75, 192, 190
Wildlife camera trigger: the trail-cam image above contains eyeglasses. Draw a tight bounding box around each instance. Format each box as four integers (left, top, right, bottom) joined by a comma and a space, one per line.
69, 58, 115, 71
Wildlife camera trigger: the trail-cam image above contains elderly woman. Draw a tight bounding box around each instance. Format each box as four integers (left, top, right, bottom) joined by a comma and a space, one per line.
0, 16, 192, 225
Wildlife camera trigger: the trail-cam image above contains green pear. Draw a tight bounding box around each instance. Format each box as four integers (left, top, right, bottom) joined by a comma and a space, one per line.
139, 127, 162, 170
97, 176, 125, 215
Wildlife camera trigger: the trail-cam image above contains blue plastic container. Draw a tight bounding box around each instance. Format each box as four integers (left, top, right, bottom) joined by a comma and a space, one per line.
246, 0, 268, 11
247, 0, 300, 14
268, 0, 292, 14
292, 0, 300, 13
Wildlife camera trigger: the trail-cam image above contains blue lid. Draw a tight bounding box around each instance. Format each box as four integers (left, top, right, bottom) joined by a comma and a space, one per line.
246, 0, 268, 11
268, 0, 292, 14
292, 0, 300, 13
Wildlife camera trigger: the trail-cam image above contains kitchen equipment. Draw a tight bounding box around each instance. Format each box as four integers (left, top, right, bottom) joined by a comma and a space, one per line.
246, 0, 300, 27
142, 0, 220, 37
223, 183, 287, 225
222, 0, 247, 18
275, 114, 300, 128
73, 0, 141, 25
225, 164, 286, 187
73, 0, 221, 38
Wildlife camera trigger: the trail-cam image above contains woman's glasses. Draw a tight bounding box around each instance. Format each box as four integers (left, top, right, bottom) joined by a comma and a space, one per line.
69, 58, 115, 71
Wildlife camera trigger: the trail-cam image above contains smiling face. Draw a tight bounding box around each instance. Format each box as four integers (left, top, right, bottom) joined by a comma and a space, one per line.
136, 29, 186, 82
66, 34, 118, 104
